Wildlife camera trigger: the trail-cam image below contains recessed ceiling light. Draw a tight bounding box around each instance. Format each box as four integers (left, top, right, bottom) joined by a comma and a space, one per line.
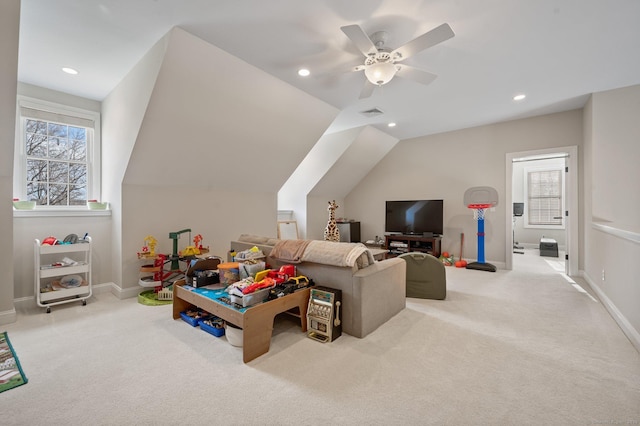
513, 94, 526, 101
62, 67, 78, 75
298, 68, 310, 77
388, 122, 396, 127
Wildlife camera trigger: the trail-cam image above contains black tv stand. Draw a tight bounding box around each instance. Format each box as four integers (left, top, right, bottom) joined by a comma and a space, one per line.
385, 234, 442, 258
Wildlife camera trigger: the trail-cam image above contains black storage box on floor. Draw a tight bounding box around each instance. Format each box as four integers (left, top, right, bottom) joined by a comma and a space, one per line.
539, 238, 559, 257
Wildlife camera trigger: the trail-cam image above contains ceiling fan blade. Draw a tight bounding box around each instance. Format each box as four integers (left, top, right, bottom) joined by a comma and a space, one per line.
395, 64, 438, 86
359, 80, 376, 99
341, 25, 378, 57
391, 23, 454, 61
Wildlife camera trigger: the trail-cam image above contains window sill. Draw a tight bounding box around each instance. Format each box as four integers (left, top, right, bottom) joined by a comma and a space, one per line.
524, 224, 565, 230
13, 209, 112, 218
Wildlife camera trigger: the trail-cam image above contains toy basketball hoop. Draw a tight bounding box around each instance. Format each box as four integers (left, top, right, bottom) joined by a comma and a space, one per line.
463, 187, 498, 272
469, 204, 491, 220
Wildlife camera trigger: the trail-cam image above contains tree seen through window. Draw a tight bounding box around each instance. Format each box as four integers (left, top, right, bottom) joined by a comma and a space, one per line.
25, 119, 88, 206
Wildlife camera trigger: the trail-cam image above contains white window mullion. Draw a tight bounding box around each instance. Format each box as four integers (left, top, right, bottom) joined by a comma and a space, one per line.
15, 96, 101, 209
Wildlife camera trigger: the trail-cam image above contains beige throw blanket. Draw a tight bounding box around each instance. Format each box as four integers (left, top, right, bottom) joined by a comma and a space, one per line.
301, 241, 374, 268
270, 239, 311, 263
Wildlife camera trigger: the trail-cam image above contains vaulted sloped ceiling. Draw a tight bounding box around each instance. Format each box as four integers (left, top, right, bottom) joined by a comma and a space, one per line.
123, 27, 338, 192
309, 126, 398, 198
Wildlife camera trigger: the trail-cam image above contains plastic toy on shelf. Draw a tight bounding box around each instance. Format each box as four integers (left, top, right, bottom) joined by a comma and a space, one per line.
34, 235, 92, 313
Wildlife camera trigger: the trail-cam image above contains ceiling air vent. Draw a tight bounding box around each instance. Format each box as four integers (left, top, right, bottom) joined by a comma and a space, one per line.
359, 107, 384, 117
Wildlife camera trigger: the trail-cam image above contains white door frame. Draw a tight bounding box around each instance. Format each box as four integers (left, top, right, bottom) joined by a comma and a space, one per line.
505, 146, 578, 275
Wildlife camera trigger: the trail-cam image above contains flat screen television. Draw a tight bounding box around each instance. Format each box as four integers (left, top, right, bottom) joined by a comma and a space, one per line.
385, 200, 444, 236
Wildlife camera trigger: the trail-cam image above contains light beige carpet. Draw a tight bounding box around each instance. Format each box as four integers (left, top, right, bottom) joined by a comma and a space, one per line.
3, 250, 639, 425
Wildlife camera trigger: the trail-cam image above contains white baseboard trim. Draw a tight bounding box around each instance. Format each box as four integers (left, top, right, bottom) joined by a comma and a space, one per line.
581, 270, 640, 353
92, 281, 139, 300
0, 307, 17, 325
9, 282, 138, 309
79, 281, 138, 300
108, 282, 140, 300
1, 283, 140, 325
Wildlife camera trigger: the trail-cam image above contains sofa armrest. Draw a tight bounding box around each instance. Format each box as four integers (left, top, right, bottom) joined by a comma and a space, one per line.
350, 258, 406, 338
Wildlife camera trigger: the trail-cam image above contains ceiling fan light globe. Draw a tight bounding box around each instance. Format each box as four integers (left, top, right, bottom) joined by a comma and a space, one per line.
365, 62, 397, 85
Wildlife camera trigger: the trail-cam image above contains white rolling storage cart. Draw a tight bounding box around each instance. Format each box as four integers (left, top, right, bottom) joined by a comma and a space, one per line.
34, 237, 92, 313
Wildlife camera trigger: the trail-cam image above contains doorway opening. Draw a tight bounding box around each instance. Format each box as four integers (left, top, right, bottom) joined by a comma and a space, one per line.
505, 146, 578, 276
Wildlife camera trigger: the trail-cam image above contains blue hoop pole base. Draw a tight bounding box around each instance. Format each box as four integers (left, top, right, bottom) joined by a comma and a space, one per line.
468, 208, 497, 272
466, 261, 497, 272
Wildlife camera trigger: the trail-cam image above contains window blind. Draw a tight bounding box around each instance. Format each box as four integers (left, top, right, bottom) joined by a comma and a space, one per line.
528, 169, 562, 225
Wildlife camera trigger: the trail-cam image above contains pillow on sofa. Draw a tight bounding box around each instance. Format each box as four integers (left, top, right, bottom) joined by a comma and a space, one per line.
355, 252, 373, 269
238, 234, 272, 244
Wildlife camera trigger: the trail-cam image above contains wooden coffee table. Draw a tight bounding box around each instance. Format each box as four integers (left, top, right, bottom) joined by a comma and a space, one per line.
172, 280, 310, 363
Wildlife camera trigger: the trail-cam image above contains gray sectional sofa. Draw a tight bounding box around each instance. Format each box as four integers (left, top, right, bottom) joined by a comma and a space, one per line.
229, 234, 406, 338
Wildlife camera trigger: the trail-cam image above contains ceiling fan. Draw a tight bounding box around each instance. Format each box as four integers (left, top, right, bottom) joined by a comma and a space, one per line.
341, 23, 455, 98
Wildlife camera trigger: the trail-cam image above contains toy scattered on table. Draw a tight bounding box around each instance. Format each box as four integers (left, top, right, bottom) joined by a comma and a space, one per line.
233, 246, 265, 261
225, 265, 311, 308
254, 264, 297, 284
269, 275, 313, 300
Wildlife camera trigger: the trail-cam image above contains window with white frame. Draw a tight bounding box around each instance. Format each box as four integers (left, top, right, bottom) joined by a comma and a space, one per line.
526, 168, 563, 227
15, 97, 101, 207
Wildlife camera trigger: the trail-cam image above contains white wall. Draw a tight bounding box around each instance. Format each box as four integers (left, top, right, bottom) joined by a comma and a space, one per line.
101, 31, 169, 297
120, 185, 276, 295
590, 85, 640, 233
583, 84, 640, 350
124, 27, 337, 192
0, 0, 20, 324
111, 27, 336, 294
345, 109, 583, 266
280, 126, 398, 239
278, 128, 358, 239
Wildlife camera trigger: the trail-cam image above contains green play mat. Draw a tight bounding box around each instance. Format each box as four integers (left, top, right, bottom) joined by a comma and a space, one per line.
138, 289, 172, 306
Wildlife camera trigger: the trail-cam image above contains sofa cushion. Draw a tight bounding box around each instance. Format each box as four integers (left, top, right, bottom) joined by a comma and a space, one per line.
238, 234, 272, 245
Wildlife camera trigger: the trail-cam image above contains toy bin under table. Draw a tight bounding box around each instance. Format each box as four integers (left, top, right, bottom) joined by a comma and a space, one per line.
200, 317, 225, 337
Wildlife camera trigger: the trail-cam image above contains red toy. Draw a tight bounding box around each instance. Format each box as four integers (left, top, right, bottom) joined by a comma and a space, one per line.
266, 265, 296, 284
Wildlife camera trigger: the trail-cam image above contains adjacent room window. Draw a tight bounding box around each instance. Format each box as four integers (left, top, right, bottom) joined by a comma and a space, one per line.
527, 169, 563, 226
15, 97, 101, 207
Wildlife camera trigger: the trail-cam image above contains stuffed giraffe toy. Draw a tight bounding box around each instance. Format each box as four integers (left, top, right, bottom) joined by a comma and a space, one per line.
324, 200, 341, 242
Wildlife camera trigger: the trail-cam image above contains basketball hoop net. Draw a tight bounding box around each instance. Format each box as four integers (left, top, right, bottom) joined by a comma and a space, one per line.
468, 203, 492, 221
